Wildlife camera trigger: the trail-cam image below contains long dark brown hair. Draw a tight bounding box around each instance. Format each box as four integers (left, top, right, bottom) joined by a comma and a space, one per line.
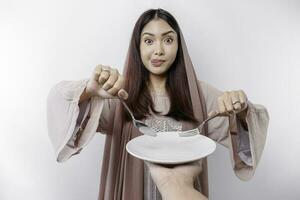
122, 8, 199, 124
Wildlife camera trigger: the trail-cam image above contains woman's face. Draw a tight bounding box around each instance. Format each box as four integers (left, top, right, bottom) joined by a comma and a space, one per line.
140, 18, 178, 76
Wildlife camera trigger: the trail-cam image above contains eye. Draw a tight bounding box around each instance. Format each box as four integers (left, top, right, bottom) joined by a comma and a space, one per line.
164, 37, 174, 44
144, 39, 153, 45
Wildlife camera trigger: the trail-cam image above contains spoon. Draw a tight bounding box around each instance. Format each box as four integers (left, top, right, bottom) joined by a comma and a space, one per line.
118, 98, 157, 137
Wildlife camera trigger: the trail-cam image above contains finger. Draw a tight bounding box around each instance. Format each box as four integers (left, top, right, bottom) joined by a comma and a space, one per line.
231, 91, 242, 111
102, 69, 119, 90
217, 96, 227, 115
118, 89, 128, 100
92, 65, 103, 81
238, 90, 248, 110
223, 92, 234, 114
106, 75, 123, 96
190, 166, 202, 178
98, 66, 110, 85
188, 162, 202, 173
176, 161, 202, 177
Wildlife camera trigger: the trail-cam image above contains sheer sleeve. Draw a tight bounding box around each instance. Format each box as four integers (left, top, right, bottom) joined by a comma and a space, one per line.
199, 80, 269, 181
46, 79, 111, 162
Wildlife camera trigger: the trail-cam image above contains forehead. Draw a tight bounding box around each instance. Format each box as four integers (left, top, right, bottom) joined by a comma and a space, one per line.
141, 18, 176, 36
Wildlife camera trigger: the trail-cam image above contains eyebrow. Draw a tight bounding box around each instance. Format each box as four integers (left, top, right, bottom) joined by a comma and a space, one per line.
142, 30, 175, 37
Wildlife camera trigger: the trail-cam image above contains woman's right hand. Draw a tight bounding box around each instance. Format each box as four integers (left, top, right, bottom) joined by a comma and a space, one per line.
85, 65, 128, 100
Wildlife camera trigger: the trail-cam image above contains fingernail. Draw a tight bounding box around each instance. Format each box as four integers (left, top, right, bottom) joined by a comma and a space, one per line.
119, 91, 124, 98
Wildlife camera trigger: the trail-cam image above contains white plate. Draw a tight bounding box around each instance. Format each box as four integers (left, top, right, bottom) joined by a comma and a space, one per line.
126, 131, 216, 164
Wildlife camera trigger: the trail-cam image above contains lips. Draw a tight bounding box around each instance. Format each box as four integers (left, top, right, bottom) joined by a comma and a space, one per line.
151, 59, 165, 67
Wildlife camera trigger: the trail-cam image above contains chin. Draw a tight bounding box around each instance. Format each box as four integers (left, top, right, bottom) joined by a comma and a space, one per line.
148, 67, 168, 75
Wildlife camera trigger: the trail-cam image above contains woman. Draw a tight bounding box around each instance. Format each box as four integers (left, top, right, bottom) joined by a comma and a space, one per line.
47, 8, 269, 200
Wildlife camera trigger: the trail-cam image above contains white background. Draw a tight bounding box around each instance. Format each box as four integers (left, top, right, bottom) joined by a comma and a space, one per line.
1, 0, 299, 199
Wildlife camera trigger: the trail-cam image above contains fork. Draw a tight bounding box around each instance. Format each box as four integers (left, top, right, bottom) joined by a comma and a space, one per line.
118, 98, 157, 137
179, 111, 221, 137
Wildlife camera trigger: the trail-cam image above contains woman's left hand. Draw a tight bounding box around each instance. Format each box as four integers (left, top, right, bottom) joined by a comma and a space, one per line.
216, 90, 248, 117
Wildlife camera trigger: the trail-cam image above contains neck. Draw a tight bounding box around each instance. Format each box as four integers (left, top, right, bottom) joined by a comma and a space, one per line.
148, 73, 167, 94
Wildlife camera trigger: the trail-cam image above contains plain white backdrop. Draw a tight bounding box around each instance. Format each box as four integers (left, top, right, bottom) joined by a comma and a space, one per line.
1, 0, 299, 199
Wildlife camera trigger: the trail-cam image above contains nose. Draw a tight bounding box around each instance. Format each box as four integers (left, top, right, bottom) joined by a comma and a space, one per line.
154, 43, 164, 56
